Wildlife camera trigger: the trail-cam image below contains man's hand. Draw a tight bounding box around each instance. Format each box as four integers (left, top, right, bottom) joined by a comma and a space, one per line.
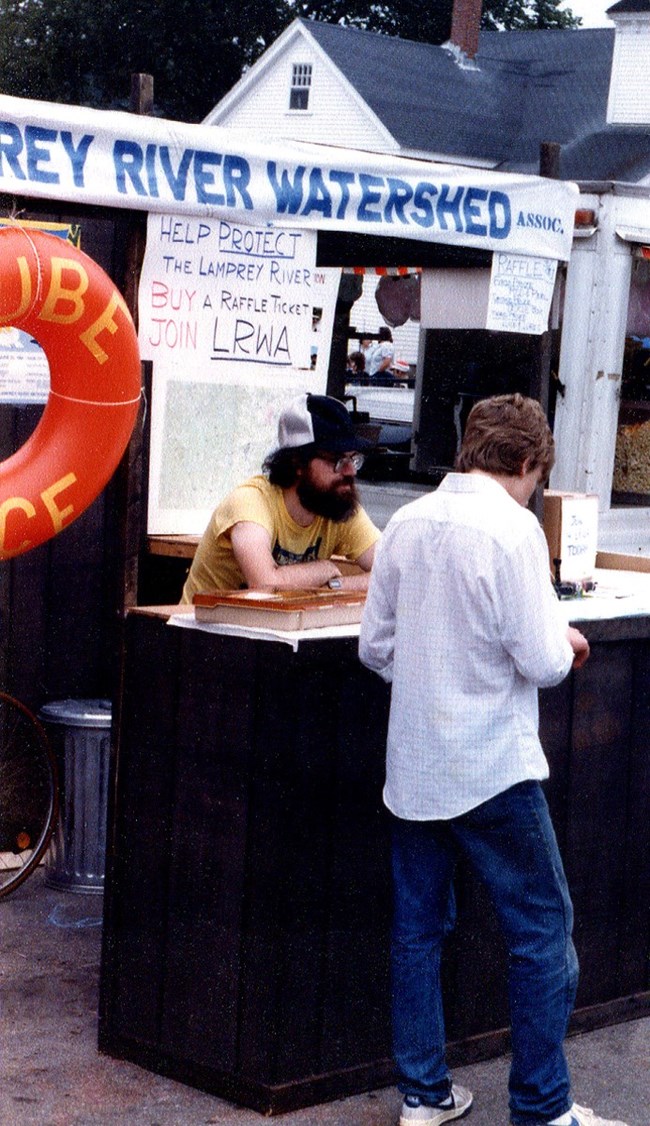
567, 626, 590, 669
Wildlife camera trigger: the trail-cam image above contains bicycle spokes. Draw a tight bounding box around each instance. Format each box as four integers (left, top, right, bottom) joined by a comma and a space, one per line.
0, 692, 59, 899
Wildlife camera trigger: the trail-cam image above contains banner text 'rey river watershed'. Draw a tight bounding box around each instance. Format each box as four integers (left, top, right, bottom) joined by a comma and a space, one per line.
0, 119, 574, 252
0, 124, 526, 239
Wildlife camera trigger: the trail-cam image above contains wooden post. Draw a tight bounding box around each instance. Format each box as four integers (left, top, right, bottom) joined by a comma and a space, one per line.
532, 141, 562, 523
110, 75, 154, 617
130, 73, 154, 117
326, 273, 363, 401
107, 76, 155, 852
539, 141, 561, 181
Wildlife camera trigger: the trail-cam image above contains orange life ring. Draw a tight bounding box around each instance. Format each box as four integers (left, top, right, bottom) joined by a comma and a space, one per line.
0, 226, 141, 559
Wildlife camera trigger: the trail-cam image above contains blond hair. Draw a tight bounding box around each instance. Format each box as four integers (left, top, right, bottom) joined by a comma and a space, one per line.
456, 393, 554, 480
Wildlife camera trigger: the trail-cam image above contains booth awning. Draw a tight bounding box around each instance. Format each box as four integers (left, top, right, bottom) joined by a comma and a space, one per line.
0, 94, 578, 261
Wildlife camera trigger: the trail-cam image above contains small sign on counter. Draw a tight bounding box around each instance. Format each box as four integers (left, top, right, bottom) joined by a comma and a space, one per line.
544, 490, 599, 584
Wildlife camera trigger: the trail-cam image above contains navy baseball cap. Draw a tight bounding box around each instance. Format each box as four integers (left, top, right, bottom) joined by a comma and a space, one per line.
277, 393, 373, 454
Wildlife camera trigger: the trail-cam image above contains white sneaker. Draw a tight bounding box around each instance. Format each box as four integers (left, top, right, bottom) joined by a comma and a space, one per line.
400, 1084, 473, 1125
510, 1102, 629, 1126
563, 1106, 629, 1126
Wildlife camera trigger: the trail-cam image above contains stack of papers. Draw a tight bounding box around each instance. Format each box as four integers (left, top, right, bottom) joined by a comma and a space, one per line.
558, 568, 650, 621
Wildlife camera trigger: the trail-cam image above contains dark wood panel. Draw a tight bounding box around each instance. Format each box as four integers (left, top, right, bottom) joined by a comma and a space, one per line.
320, 655, 392, 1071
0, 407, 48, 707
99, 614, 181, 1046
565, 642, 635, 1007
540, 673, 575, 851
99, 615, 650, 1114
237, 642, 336, 1084
159, 633, 256, 1071
619, 639, 650, 994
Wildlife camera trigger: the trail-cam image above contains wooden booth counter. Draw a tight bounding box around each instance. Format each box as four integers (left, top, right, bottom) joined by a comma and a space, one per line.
98, 602, 650, 1115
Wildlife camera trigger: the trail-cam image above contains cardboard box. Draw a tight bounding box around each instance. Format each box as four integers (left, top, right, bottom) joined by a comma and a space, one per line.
595, 550, 650, 573
543, 491, 599, 583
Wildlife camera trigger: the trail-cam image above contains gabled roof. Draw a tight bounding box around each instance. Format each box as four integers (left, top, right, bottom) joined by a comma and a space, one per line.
561, 128, 650, 181
303, 20, 635, 177
608, 1, 650, 12
208, 17, 650, 183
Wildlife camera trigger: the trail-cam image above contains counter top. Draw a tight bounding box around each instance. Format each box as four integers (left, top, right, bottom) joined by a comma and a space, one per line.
129, 604, 194, 620
131, 565, 650, 642
147, 536, 199, 559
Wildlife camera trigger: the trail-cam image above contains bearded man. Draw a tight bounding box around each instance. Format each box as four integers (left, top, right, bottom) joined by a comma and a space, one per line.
181, 393, 380, 601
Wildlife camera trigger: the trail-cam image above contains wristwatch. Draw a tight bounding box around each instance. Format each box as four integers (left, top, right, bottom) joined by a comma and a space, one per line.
327, 577, 343, 590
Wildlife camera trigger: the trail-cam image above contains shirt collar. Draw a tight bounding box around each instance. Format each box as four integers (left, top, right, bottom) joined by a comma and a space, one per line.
439, 471, 512, 498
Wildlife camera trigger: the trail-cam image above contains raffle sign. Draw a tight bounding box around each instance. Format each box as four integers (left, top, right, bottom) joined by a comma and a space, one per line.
140, 216, 316, 370
487, 253, 558, 335
139, 213, 340, 534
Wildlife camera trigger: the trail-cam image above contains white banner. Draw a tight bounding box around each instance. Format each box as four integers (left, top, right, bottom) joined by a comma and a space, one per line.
0, 94, 578, 260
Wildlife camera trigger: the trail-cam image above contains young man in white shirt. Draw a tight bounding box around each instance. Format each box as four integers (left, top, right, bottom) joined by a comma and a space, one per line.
359, 394, 628, 1126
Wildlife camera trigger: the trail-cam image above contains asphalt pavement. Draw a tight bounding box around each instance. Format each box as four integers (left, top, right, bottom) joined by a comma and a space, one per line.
0, 871, 647, 1126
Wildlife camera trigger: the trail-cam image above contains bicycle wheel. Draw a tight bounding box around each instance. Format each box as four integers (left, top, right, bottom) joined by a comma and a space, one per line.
0, 691, 59, 899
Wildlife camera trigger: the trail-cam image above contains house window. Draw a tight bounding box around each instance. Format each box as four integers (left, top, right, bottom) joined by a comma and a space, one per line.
289, 64, 312, 110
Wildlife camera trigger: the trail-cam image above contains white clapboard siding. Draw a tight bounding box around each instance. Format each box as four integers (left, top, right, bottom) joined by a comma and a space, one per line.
607, 16, 650, 125
213, 36, 395, 152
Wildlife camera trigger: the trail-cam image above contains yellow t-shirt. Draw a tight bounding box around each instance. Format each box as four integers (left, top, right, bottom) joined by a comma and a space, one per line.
181, 475, 380, 601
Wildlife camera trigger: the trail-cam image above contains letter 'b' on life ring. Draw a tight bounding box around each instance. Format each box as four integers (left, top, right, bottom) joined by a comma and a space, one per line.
0, 226, 141, 559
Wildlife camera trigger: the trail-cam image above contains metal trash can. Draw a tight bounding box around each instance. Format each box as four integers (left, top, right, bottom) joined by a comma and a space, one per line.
39, 699, 112, 894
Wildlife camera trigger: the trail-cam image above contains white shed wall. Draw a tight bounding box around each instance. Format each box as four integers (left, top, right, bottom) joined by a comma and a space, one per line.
607, 19, 650, 124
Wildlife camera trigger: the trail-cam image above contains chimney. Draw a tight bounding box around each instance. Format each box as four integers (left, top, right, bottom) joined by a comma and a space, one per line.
606, 1, 650, 125
449, 0, 483, 60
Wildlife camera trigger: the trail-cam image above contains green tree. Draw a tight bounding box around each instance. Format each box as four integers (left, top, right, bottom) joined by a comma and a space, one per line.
0, 0, 287, 121
0, 0, 582, 123
481, 0, 581, 30
293, 0, 580, 41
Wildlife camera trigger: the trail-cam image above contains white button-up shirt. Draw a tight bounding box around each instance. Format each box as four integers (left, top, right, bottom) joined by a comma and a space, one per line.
359, 473, 574, 820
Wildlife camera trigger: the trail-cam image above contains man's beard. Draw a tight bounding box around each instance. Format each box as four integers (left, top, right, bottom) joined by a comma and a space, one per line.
296, 475, 359, 522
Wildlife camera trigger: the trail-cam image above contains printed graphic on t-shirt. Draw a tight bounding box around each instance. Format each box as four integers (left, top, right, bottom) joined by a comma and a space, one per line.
273, 538, 322, 566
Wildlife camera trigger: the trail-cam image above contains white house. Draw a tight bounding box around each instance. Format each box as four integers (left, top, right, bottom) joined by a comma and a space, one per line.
205, 1, 650, 554
204, 1, 650, 183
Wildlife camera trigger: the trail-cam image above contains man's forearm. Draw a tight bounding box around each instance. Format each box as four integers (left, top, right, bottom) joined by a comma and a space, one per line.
268, 558, 342, 589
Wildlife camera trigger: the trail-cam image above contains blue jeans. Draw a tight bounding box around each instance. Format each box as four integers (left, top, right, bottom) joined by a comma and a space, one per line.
390, 781, 579, 1124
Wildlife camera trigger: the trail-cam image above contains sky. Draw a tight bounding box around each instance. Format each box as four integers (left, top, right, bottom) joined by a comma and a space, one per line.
559, 0, 614, 27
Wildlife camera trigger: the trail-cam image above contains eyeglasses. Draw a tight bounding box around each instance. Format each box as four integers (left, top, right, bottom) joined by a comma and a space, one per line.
317, 451, 365, 473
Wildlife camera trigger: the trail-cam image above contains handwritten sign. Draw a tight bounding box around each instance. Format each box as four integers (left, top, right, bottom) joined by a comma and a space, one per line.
544, 491, 599, 584
140, 215, 317, 369
559, 495, 599, 582
139, 213, 341, 534
486, 253, 558, 335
